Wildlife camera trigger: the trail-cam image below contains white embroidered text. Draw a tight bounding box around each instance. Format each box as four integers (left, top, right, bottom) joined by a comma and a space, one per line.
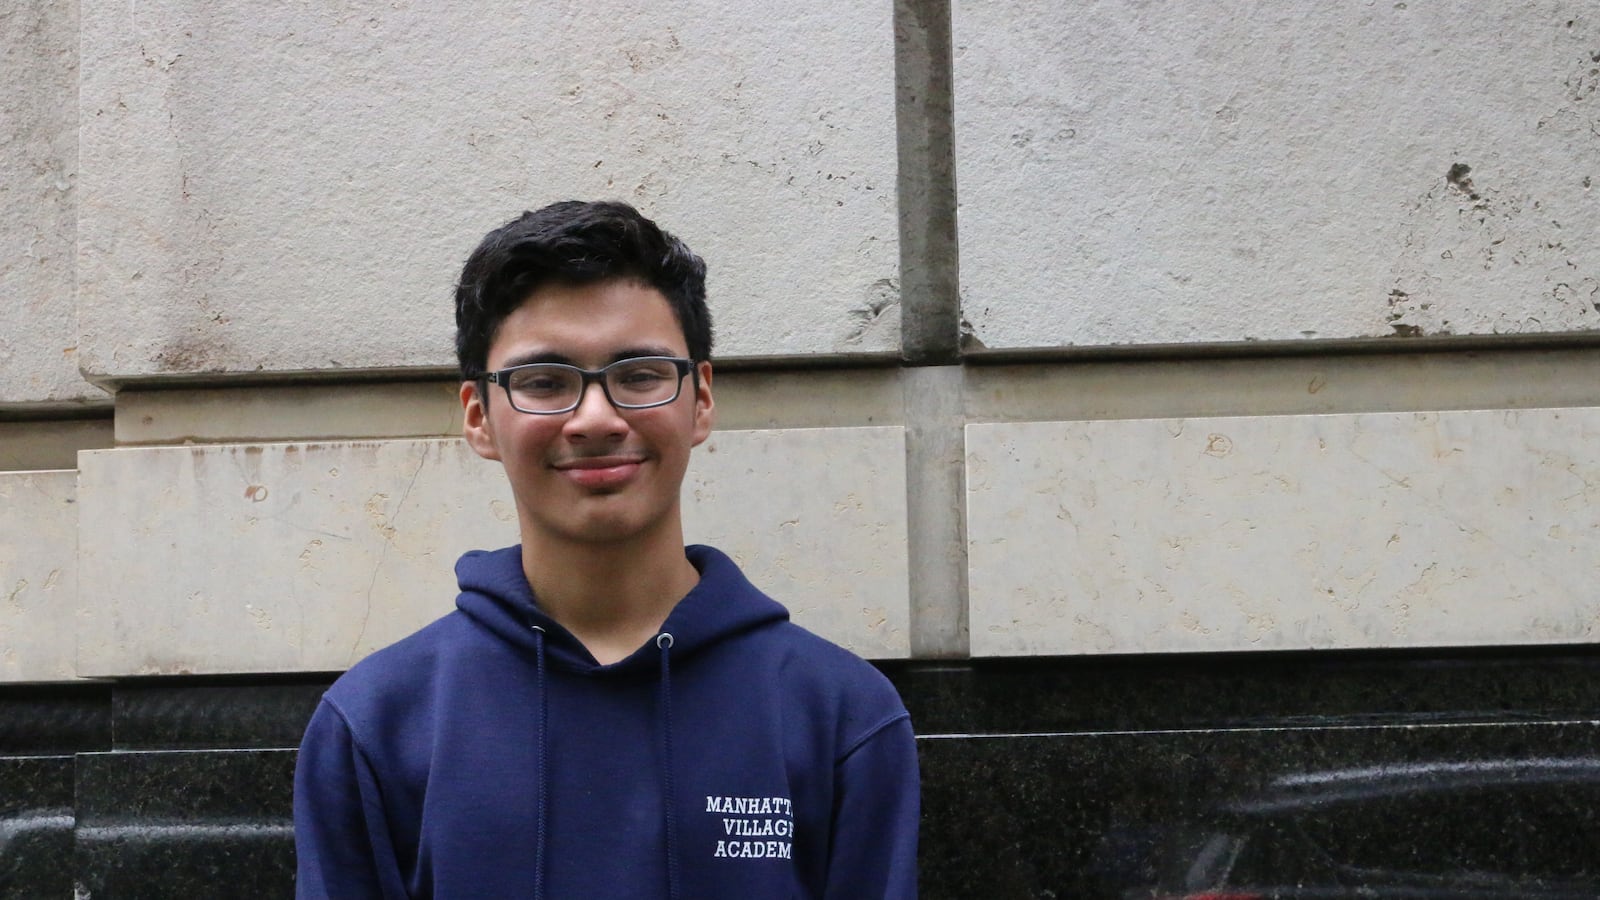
705, 795, 794, 860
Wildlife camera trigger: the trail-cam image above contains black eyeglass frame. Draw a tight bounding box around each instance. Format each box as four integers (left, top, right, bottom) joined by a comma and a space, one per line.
482, 356, 697, 415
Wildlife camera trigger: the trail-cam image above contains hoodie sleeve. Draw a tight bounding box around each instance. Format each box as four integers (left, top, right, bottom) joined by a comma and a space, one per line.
294, 698, 408, 900
825, 713, 920, 899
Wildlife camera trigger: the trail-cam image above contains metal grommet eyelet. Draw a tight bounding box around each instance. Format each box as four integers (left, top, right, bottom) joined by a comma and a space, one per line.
656, 633, 674, 649
530, 624, 546, 634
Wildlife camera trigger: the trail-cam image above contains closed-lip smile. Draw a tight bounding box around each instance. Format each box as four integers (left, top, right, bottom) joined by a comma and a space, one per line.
553, 454, 646, 471
552, 454, 646, 489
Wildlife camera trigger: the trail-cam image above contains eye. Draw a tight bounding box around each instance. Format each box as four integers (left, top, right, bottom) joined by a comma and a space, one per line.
508, 367, 575, 396
608, 359, 681, 399
617, 368, 670, 386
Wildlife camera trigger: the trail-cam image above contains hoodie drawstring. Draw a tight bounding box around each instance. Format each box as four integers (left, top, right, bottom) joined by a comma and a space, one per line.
530, 624, 549, 900
656, 632, 681, 900
525, 624, 680, 900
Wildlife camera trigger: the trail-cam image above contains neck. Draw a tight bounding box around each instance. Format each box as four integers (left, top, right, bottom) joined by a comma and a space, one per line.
519, 525, 700, 665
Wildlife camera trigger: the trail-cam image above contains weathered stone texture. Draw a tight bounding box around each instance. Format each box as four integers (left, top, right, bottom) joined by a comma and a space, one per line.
683, 427, 910, 658
76, 2, 899, 383
76, 428, 909, 676
0, 470, 80, 682
1, 0, 101, 406
954, 1, 1600, 350
967, 407, 1600, 656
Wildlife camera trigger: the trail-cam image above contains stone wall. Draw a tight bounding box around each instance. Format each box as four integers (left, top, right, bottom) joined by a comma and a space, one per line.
5, 0, 1598, 681
4, 0, 1600, 895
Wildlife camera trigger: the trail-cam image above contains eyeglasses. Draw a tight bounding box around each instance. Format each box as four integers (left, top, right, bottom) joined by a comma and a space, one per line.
484, 356, 695, 415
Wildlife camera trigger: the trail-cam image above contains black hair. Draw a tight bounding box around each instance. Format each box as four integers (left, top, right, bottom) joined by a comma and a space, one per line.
454, 200, 712, 379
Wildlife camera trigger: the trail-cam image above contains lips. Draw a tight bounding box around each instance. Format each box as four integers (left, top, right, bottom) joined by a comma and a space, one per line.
552, 455, 645, 490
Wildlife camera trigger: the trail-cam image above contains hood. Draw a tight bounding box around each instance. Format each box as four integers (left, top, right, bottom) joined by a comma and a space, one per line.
453, 544, 790, 675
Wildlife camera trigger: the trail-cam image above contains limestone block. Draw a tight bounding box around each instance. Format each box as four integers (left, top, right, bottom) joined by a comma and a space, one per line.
0, 0, 103, 406
966, 407, 1600, 656
684, 427, 910, 658
76, 427, 909, 675
0, 471, 80, 682
954, 1, 1600, 350
74, 440, 515, 676
77, 2, 900, 384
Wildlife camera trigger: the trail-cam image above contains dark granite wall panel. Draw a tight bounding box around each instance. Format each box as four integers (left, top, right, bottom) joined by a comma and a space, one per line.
886, 650, 1600, 734
0, 684, 110, 755
918, 721, 1600, 899
75, 749, 297, 900
2, 651, 1599, 896
112, 678, 329, 751
0, 755, 74, 897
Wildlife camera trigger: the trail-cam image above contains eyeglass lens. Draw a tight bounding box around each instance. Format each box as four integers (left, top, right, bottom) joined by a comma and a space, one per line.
505, 358, 683, 412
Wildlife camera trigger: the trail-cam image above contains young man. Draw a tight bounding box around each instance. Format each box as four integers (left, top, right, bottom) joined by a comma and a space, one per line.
293, 200, 920, 898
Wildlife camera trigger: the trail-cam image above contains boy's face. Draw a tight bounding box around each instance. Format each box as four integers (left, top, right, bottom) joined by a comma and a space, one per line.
461, 280, 714, 550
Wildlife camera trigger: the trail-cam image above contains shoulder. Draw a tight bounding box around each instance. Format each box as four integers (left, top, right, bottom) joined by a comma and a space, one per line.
764, 622, 899, 690
683, 545, 900, 707
320, 611, 493, 734
734, 620, 910, 745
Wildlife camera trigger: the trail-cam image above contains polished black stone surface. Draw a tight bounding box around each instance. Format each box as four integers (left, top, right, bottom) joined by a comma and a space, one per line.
918, 720, 1600, 899
75, 749, 297, 899
884, 647, 1600, 734
0, 683, 110, 754
0, 755, 74, 897
112, 677, 330, 750
2, 648, 1599, 896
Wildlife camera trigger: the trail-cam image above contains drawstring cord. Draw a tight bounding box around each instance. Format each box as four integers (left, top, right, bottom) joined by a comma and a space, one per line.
526, 624, 679, 900
657, 632, 681, 900
531, 624, 548, 900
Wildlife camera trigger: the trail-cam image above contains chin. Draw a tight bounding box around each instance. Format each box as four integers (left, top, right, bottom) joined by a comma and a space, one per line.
552, 512, 661, 546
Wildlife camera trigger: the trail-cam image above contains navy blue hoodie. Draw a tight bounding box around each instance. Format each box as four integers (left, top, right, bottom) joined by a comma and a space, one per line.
294, 544, 919, 898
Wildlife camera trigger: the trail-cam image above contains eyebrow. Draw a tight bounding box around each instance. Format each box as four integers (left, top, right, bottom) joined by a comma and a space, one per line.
496, 345, 683, 370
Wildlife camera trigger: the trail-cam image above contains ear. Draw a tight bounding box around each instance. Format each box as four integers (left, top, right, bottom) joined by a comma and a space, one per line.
690, 361, 715, 447
461, 380, 502, 461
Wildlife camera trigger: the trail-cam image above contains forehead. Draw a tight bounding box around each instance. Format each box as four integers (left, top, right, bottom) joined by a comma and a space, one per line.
487, 280, 687, 365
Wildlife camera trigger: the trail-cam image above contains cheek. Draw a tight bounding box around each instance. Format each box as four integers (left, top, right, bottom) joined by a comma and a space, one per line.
493, 417, 559, 463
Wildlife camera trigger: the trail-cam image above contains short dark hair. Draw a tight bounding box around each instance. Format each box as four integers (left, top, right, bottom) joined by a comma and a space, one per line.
454, 200, 712, 379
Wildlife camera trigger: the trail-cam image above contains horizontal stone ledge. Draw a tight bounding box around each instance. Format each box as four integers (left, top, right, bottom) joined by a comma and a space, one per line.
0, 419, 116, 474
69, 346, 1600, 450
111, 367, 908, 446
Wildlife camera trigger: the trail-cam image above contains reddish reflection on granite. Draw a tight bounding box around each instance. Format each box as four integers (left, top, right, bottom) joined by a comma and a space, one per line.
918, 722, 1600, 899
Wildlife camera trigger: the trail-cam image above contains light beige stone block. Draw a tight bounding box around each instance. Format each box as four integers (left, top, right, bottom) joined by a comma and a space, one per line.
0, 0, 103, 407
954, 1, 1600, 350
967, 407, 1600, 656
684, 427, 910, 658
77, 1, 899, 385
77, 440, 500, 676
0, 470, 80, 682
77, 427, 909, 675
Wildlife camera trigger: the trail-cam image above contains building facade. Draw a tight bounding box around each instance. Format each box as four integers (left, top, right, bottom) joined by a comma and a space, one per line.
4, 0, 1600, 895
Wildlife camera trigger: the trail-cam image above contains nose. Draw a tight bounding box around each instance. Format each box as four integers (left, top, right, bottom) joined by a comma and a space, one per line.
562, 380, 627, 439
